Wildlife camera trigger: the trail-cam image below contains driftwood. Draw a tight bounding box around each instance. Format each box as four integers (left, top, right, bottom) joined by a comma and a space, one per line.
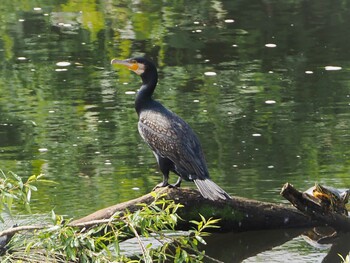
281, 183, 350, 232
71, 187, 317, 231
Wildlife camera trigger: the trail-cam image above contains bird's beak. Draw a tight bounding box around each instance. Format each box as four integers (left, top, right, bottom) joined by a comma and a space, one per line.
111, 58, 139, 71
111, 58, 145, 75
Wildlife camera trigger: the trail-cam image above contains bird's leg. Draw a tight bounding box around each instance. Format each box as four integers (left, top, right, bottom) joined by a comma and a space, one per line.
153, 166, 169, 191
153, 156, 172, 189
169, 177, 182, 188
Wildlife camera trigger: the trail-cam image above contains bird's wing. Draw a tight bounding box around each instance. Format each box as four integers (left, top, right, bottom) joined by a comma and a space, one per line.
138, 109, 209, 180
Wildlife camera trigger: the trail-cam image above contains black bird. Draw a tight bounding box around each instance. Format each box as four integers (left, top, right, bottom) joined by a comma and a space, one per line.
111, 57, 230, 201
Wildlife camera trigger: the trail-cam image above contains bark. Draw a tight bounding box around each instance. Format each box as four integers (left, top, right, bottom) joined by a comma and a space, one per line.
70, 187, 318, 232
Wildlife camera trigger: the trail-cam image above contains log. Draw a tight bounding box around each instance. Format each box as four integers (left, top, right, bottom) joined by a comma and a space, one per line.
71, 187, 318, 232
280, 183, 350, 232
0, 186, 317, 252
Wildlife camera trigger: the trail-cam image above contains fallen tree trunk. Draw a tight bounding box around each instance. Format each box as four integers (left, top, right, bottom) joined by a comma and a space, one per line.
71, 187, 318, 232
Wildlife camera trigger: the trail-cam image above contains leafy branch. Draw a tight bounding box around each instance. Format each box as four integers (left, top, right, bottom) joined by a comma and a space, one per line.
1, 184, 220, 262
0, 170, 55, 222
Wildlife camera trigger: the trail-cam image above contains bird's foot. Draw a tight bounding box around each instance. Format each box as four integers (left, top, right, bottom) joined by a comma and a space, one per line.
153, 178, 182, 190
169, 177, 182, 188
152, 181, 169, 191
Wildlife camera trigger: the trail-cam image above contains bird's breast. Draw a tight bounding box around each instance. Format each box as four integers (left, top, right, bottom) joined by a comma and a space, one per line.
139, 111, 177, 137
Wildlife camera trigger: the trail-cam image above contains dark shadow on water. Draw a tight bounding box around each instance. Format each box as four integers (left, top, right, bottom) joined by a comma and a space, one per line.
204, 228, 305, 262
204, 228, 350, 263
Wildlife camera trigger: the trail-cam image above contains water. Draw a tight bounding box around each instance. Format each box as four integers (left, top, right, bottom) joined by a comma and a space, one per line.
1, 1, 350, 261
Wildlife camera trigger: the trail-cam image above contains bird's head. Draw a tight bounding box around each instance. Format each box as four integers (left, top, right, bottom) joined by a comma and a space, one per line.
111, 57, 155, 76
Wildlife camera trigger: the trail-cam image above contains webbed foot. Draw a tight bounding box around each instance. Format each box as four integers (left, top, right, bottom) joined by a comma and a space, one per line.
152, 181, 169, 191
169, 177, 182, 188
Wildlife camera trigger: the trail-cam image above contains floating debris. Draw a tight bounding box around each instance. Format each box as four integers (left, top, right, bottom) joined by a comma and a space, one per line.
265, 43, 277, 48
204, 71, 217, 76
38, 148, 48, 152
56, 61, 71, 67
325, 66, 342, 71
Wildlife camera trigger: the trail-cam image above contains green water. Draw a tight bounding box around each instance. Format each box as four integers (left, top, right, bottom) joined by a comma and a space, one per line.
0, 1, 349, 262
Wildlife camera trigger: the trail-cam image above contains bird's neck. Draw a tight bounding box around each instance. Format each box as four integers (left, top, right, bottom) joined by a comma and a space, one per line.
135, 71, 158, 115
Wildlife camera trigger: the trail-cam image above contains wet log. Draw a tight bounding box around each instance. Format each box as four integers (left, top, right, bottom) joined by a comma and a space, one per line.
280, 183, 350, 232
71, 187, 318, 232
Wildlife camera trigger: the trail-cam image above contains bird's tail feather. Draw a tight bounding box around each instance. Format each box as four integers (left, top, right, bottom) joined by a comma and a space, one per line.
194, 179, 231, 201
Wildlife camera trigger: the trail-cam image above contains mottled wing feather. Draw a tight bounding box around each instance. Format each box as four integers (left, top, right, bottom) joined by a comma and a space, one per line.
138, 108, 209, 180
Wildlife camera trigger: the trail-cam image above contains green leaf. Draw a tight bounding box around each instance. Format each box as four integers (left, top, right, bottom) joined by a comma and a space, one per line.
26, 188, 32, 202
190, 220, 200, 225
195, 235, 207, 245
27, 174, 37, 182
6, 195, 13, 211
199, 214, 206, 224
10, 171, 21, 182
24, 201, 32, 213
27, 185, 38, 191
51, 210, 56, 223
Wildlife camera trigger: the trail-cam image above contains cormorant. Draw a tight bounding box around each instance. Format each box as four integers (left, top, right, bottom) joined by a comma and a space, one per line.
111, 57, 230, 201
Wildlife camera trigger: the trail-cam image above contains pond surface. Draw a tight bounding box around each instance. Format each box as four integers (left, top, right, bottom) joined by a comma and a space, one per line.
0, 0, 350, 262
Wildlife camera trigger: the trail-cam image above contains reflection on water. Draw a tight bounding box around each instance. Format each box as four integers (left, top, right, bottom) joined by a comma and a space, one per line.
205, 229, 316, 262
0, 0, 350, 261
206, 228, 350, 263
